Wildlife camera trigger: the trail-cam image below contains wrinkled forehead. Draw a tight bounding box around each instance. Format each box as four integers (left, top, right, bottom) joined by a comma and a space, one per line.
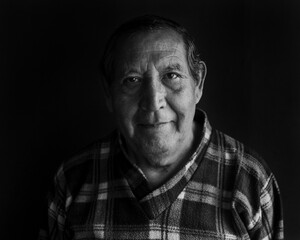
118, 29, 184, 52
114, 29, 187, 68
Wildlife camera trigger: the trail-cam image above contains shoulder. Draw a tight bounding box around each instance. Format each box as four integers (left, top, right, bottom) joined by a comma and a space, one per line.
207, 129, 274, 190
53, 131, 119, 194
208, 129, 282, 210
207, 130, 283, 236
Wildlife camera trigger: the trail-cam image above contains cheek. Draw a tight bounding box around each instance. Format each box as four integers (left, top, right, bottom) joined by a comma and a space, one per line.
112, 95, 138, 128
169, 85, 197, 110
167, 88, 197, 126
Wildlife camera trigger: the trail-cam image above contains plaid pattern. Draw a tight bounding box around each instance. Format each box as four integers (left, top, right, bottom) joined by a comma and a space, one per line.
38, 110, 284, 240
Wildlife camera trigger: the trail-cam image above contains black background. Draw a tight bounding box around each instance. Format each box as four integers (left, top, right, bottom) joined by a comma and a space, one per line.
1, 0, 300, 239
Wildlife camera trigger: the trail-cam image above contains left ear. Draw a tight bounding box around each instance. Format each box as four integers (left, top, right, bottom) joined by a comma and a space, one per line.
195, 61, 207, 104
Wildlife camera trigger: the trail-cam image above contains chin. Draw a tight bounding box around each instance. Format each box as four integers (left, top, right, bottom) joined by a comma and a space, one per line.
136, 137, 173, 161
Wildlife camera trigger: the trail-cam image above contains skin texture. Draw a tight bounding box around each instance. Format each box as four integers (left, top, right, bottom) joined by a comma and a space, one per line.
105, 29, 205, 188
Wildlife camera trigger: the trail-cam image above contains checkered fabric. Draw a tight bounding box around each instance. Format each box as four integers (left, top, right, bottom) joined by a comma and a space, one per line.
38, 110, 284, 240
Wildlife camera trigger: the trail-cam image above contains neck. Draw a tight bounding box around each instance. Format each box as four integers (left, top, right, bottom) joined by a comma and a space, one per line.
138, 158, 184, 190
129, 122, 201, 190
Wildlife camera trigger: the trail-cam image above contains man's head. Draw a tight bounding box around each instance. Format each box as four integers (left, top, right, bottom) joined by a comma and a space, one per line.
101, 15, 206, 169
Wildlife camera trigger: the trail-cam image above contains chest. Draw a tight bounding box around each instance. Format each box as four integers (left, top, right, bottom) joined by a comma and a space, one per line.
66, 185, 244, 240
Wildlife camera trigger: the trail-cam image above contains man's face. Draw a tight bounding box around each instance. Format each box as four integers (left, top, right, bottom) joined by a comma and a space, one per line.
107, 29, 203, 167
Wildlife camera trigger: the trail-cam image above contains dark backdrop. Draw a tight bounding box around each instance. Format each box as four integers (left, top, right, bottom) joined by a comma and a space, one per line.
1, 0, 300, 239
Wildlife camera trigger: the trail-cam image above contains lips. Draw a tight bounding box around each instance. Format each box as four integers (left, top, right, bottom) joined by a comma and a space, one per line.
138, 122, 169, 128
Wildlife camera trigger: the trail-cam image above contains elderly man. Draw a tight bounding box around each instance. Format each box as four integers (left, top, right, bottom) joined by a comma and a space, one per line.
39, 15, 284, 239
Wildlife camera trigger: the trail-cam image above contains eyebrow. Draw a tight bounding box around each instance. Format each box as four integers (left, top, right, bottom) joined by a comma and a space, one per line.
164, 63, 184, 72
119, 62, 185, 77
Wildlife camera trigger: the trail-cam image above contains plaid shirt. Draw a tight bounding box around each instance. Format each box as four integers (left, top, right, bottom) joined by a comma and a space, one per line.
38, 110, 284, 240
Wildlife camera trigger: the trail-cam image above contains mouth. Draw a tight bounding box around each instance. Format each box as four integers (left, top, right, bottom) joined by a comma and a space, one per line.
138, 122, 170, 129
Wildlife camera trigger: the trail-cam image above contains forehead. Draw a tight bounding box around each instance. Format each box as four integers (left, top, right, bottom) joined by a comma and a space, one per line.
114, 29, 187, 69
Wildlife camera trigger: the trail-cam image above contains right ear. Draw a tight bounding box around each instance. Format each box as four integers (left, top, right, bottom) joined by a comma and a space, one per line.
194, 61, 207, 104
100, 73, 113, 113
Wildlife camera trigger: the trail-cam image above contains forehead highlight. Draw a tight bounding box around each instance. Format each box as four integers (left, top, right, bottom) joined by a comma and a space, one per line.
115, 30, 189, 73
125, 29, 184, 51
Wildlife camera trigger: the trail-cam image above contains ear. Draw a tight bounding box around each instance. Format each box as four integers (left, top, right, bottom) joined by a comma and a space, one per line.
100, 74, 113, 113
195, 61, 207, 104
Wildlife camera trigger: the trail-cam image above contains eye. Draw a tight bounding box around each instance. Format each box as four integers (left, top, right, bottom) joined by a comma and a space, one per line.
122, 77, 142, 91
124, 77, 141, 84
163, 72, 183, 91
165, 72, 180, 80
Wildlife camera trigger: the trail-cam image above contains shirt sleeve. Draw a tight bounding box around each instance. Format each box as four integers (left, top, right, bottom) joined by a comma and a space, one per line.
251, 174, 284, 240
38, 166, 71, 240
234, 172, 284, 240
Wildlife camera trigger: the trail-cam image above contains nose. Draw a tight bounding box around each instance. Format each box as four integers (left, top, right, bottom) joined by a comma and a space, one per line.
139, 77, 166, 112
